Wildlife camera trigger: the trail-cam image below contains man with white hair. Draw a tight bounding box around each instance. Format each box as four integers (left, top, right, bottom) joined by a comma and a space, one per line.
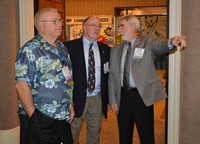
109, 15, 186, 144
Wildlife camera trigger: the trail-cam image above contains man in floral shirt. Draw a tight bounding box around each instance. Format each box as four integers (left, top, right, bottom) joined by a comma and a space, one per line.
15, 8, 74, 144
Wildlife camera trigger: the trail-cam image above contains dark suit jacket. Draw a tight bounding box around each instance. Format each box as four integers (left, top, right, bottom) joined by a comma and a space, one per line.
64, 38, 110, 118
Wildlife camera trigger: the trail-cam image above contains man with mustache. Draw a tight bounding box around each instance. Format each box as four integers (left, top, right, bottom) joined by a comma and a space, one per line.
109, 15, 186, 144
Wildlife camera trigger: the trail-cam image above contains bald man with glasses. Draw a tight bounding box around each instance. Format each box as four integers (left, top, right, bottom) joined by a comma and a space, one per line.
15, 8, 74, 144
63, 16, 110, 144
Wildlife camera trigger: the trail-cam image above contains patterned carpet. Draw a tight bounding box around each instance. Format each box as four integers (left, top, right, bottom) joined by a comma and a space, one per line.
78, 99, 166, 144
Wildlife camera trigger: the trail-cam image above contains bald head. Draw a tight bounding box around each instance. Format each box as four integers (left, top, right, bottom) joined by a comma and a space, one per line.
83, 16, 101, 27
34, 8, 58, 30
82, 15, 101, 42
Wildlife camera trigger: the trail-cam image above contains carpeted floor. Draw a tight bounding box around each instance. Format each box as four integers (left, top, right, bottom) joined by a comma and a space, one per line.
77, 99, 166, 144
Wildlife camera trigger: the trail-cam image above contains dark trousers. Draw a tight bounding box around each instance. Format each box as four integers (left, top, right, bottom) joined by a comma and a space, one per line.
117, 88, 155, 144
19, 109, 73, 144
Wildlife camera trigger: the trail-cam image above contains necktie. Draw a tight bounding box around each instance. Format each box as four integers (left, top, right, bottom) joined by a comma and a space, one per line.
87, 43, 95, 93
123, 42, 132, 91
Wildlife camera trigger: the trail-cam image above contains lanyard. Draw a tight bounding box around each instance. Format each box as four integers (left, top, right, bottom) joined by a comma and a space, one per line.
58, 52, 65, 66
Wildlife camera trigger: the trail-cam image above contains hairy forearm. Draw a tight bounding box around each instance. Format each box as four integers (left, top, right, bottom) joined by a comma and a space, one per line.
16, 80, 35, 117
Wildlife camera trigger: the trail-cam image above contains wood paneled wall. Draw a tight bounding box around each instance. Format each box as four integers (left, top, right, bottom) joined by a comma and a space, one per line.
65, 0, 167, 16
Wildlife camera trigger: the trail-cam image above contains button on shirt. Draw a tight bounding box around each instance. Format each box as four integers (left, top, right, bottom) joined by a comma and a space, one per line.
121, 40, 137, 88
83, 37, 101, 97
15, 34, 73, 121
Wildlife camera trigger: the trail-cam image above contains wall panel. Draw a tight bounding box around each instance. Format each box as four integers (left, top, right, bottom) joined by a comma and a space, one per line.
0, 0, 19, 130
180, 0, 200, 143
65, 0, 166, 16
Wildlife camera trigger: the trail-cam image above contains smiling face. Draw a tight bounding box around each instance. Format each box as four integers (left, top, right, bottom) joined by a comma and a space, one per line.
83, 16, 101, 42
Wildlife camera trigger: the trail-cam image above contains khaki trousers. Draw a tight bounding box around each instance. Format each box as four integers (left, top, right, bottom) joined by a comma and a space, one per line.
71, 94, 103, 144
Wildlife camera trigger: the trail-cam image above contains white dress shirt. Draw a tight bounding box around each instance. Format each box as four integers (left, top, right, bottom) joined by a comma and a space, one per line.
121, 40, 137, 88
83, 37, 101, 97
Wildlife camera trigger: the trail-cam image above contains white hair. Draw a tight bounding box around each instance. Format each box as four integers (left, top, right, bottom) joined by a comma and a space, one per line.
118, 15, 140, 31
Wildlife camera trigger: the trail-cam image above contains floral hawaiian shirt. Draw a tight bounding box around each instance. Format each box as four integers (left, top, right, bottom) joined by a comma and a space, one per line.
15, 34, 73, 121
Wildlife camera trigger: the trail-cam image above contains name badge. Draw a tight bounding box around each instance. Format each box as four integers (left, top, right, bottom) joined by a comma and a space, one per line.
62, 66, 73, 86
104, 62, 110, 74
133, 48, 145, 60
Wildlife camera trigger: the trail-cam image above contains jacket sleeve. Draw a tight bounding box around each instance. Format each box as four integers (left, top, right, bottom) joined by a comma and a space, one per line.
108, 47, 118, 104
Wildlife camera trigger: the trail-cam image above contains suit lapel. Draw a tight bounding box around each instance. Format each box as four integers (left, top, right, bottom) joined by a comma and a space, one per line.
117, 44, 125, 73
97, 42, 105, 77
78, 38, 87, 78
97, 42, 103, 61
133, 36, 144, 48
119, 44, 124, 64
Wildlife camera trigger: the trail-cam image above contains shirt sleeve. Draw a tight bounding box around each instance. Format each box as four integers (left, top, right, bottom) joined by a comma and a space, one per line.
168, 39, 174, 49
15, 46, 36, 86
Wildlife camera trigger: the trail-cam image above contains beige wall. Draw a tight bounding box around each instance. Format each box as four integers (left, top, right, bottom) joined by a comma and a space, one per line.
0, 1, 19, 130
180, 0, 200, 143
65, 0, 166, 16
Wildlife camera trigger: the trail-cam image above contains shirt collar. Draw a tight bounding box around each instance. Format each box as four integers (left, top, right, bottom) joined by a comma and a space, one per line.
36, 33, 60, 55
83, 36, 98, 48
126, 38, 136, 47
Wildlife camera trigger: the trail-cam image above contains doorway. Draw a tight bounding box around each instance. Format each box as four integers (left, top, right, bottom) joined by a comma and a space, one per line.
26, 1, 182, 143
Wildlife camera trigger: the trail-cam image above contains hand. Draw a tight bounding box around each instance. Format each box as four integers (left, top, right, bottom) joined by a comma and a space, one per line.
28, 108, 36, 118
170, 36, 186, 49
110, 104, 118, 114
68, 104, 75, 124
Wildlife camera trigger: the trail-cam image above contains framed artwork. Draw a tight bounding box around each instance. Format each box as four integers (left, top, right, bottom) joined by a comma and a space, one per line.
139, 15, 167, 40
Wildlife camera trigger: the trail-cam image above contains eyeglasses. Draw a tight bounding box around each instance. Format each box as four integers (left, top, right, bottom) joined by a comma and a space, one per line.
85, 24, 102, 28
40, 19, 63, 25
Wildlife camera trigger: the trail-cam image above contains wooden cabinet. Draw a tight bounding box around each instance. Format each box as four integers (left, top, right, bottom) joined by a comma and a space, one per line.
35, 0, 66, 42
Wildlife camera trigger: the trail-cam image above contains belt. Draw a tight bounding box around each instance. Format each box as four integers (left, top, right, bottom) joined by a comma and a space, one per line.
121, 87, 137, 92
